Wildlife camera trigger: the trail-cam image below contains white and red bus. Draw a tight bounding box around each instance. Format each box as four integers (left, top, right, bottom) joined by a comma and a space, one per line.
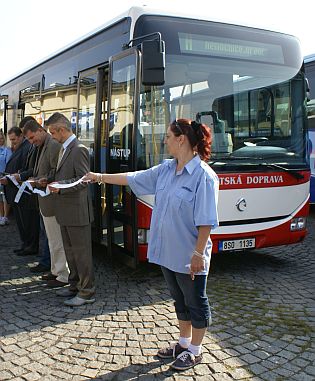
305, 54, 315, 204
0, 7, 310, 266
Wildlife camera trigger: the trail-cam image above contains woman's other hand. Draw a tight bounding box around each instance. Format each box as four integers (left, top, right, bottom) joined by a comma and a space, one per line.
190, 254, 205, 280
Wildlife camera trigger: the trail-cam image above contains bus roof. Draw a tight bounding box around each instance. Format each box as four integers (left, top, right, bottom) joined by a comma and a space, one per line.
305, 54, 315, 64
0, 6, 299, 88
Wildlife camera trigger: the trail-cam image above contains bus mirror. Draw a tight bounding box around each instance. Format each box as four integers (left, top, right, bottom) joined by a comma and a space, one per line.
141, 40, 165, 86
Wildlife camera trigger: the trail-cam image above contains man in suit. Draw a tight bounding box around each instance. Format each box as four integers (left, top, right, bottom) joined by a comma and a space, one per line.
47, 112, 95, 306
0, 126, 37, 255
22, 119, 69, 287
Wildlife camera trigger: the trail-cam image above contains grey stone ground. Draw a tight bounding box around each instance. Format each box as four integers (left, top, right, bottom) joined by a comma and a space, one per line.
0, 207, 314, 381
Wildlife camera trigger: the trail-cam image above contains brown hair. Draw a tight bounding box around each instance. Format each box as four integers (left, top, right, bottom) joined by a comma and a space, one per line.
19, 116, 36, 129
23, 119, 42, 134
8, 127, 23, 136
170, 118, 212, 161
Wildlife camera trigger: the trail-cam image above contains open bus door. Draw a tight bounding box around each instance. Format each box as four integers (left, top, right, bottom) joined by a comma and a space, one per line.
106, 48, 141, 268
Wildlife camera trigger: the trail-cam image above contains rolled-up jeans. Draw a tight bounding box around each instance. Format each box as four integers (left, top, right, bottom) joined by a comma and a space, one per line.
161, 266, 211, 329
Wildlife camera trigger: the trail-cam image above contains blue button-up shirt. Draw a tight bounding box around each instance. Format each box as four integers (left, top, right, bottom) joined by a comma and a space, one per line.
0, 146, 12, 173
127, 155, 219, 274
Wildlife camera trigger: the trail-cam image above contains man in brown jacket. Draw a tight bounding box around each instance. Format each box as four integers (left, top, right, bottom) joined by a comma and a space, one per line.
23, 120, 69, 287
47, 112, 95, 307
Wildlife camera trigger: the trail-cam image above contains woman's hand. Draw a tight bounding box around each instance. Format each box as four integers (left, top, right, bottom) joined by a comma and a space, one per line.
82, 172, 98, 183
190, 254, 205, 280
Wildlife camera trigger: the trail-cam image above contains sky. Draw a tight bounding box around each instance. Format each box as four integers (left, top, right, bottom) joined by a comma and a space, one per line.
0, 0, 314, 85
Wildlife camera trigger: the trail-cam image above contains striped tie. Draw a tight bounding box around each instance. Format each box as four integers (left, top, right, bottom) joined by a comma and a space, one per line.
56, 147, 65, 170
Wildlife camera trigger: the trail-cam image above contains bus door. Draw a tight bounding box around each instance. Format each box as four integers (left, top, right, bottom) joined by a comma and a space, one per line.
106, 48, 141, 268
77, 68, 108, 242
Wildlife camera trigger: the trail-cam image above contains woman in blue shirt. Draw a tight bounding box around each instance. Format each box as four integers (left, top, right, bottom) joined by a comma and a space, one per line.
84, 119, 219, 371
0, 132, 12, 225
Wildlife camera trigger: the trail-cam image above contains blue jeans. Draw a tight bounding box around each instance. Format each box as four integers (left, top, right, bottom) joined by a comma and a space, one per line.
161, 266, 211, 329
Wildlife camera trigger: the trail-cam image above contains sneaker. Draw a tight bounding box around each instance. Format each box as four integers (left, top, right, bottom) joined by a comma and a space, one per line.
64, 295, 95, 307
157, 343, 186, 359
0, 217, 5, 226
171, 350, 203, 371
3, 217, 9, 225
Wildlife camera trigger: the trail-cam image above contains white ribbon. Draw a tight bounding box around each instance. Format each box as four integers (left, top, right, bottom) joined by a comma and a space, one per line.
7, 174, 20, 188
14, 181, 48, 203
49, 176, 87, 189
12, 176, 86, 203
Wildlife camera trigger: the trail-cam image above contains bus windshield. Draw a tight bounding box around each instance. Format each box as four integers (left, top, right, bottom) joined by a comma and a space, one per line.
135, 16, 308, 170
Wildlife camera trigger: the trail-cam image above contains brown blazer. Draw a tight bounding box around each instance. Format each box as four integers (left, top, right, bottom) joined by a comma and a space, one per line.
53, 137, 94, 227
34, 134, 61, 217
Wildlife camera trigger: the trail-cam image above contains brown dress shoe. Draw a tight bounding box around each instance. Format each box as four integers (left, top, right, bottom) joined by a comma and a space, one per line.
46, 279, 68, 288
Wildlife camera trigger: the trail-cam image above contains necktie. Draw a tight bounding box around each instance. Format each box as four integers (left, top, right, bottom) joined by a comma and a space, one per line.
56, 147, 65, 170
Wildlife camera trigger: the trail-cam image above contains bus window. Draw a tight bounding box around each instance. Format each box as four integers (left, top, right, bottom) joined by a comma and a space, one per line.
77, 72, 97, 150
21, 80, 78, 128
139, 88, 168, 168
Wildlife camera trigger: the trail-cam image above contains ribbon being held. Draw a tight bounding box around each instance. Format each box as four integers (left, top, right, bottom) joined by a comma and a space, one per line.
48, 176, 88, 194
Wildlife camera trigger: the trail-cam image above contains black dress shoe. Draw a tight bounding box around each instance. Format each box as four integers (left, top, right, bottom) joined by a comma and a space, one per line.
16, 250, 38, 256
30, 264, 50, 273
46, 279, 68, 288
13, 248, 25, 253
42, 272, 57, 281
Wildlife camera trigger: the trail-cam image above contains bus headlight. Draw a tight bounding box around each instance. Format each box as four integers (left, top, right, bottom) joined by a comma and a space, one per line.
138, 229, 149, 244
290, 217, 306, 231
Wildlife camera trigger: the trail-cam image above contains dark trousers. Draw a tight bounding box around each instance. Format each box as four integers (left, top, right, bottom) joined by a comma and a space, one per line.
12, 203, 27, 249
60, 224, 95, 299
12, 200, 39, 252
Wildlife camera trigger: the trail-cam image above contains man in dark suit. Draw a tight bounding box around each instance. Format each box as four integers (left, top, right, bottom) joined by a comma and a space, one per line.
0, 126, 38, 255
22, 119, 69, 287
47, 112, 95, 306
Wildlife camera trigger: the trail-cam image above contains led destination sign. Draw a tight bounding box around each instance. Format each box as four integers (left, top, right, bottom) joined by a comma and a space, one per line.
178, 33, 284, 64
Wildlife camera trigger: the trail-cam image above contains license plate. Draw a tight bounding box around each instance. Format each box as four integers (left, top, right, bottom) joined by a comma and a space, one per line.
218, 238, 256, 251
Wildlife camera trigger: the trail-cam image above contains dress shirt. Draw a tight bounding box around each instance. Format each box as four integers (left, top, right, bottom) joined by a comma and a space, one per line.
127, 155, 219, 274
0, 146, 12, 173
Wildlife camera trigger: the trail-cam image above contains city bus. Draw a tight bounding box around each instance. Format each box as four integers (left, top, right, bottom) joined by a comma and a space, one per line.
0, 7, 310, 267
305, 54, 315, 203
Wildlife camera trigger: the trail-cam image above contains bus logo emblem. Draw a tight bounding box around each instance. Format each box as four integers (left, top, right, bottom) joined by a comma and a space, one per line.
236, 197, 247, 212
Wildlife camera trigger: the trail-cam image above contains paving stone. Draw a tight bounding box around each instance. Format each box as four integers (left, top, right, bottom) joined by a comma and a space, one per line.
1, 211, 315, 380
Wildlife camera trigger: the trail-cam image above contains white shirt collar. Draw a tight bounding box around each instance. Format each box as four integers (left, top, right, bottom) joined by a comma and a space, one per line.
62, 134, 76, 150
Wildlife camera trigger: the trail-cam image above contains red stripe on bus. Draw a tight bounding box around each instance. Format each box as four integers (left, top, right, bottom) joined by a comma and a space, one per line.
218, 171, 310, 189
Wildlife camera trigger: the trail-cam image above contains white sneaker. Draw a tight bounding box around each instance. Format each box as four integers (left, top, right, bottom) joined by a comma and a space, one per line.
64, 295, 95, 306
3, 217, 9, 225
0, 217, 5, 226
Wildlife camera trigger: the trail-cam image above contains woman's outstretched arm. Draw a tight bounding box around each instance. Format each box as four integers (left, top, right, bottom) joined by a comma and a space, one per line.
83, 172, 129, 186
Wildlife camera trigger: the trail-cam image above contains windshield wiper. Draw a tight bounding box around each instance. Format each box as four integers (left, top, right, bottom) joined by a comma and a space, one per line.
209, 156, 253, 165
209, 159, 305, 180
258, 163, 305, 180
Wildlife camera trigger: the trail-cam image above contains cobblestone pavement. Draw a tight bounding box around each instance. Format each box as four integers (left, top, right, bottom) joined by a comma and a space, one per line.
0, 208, 314, 381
